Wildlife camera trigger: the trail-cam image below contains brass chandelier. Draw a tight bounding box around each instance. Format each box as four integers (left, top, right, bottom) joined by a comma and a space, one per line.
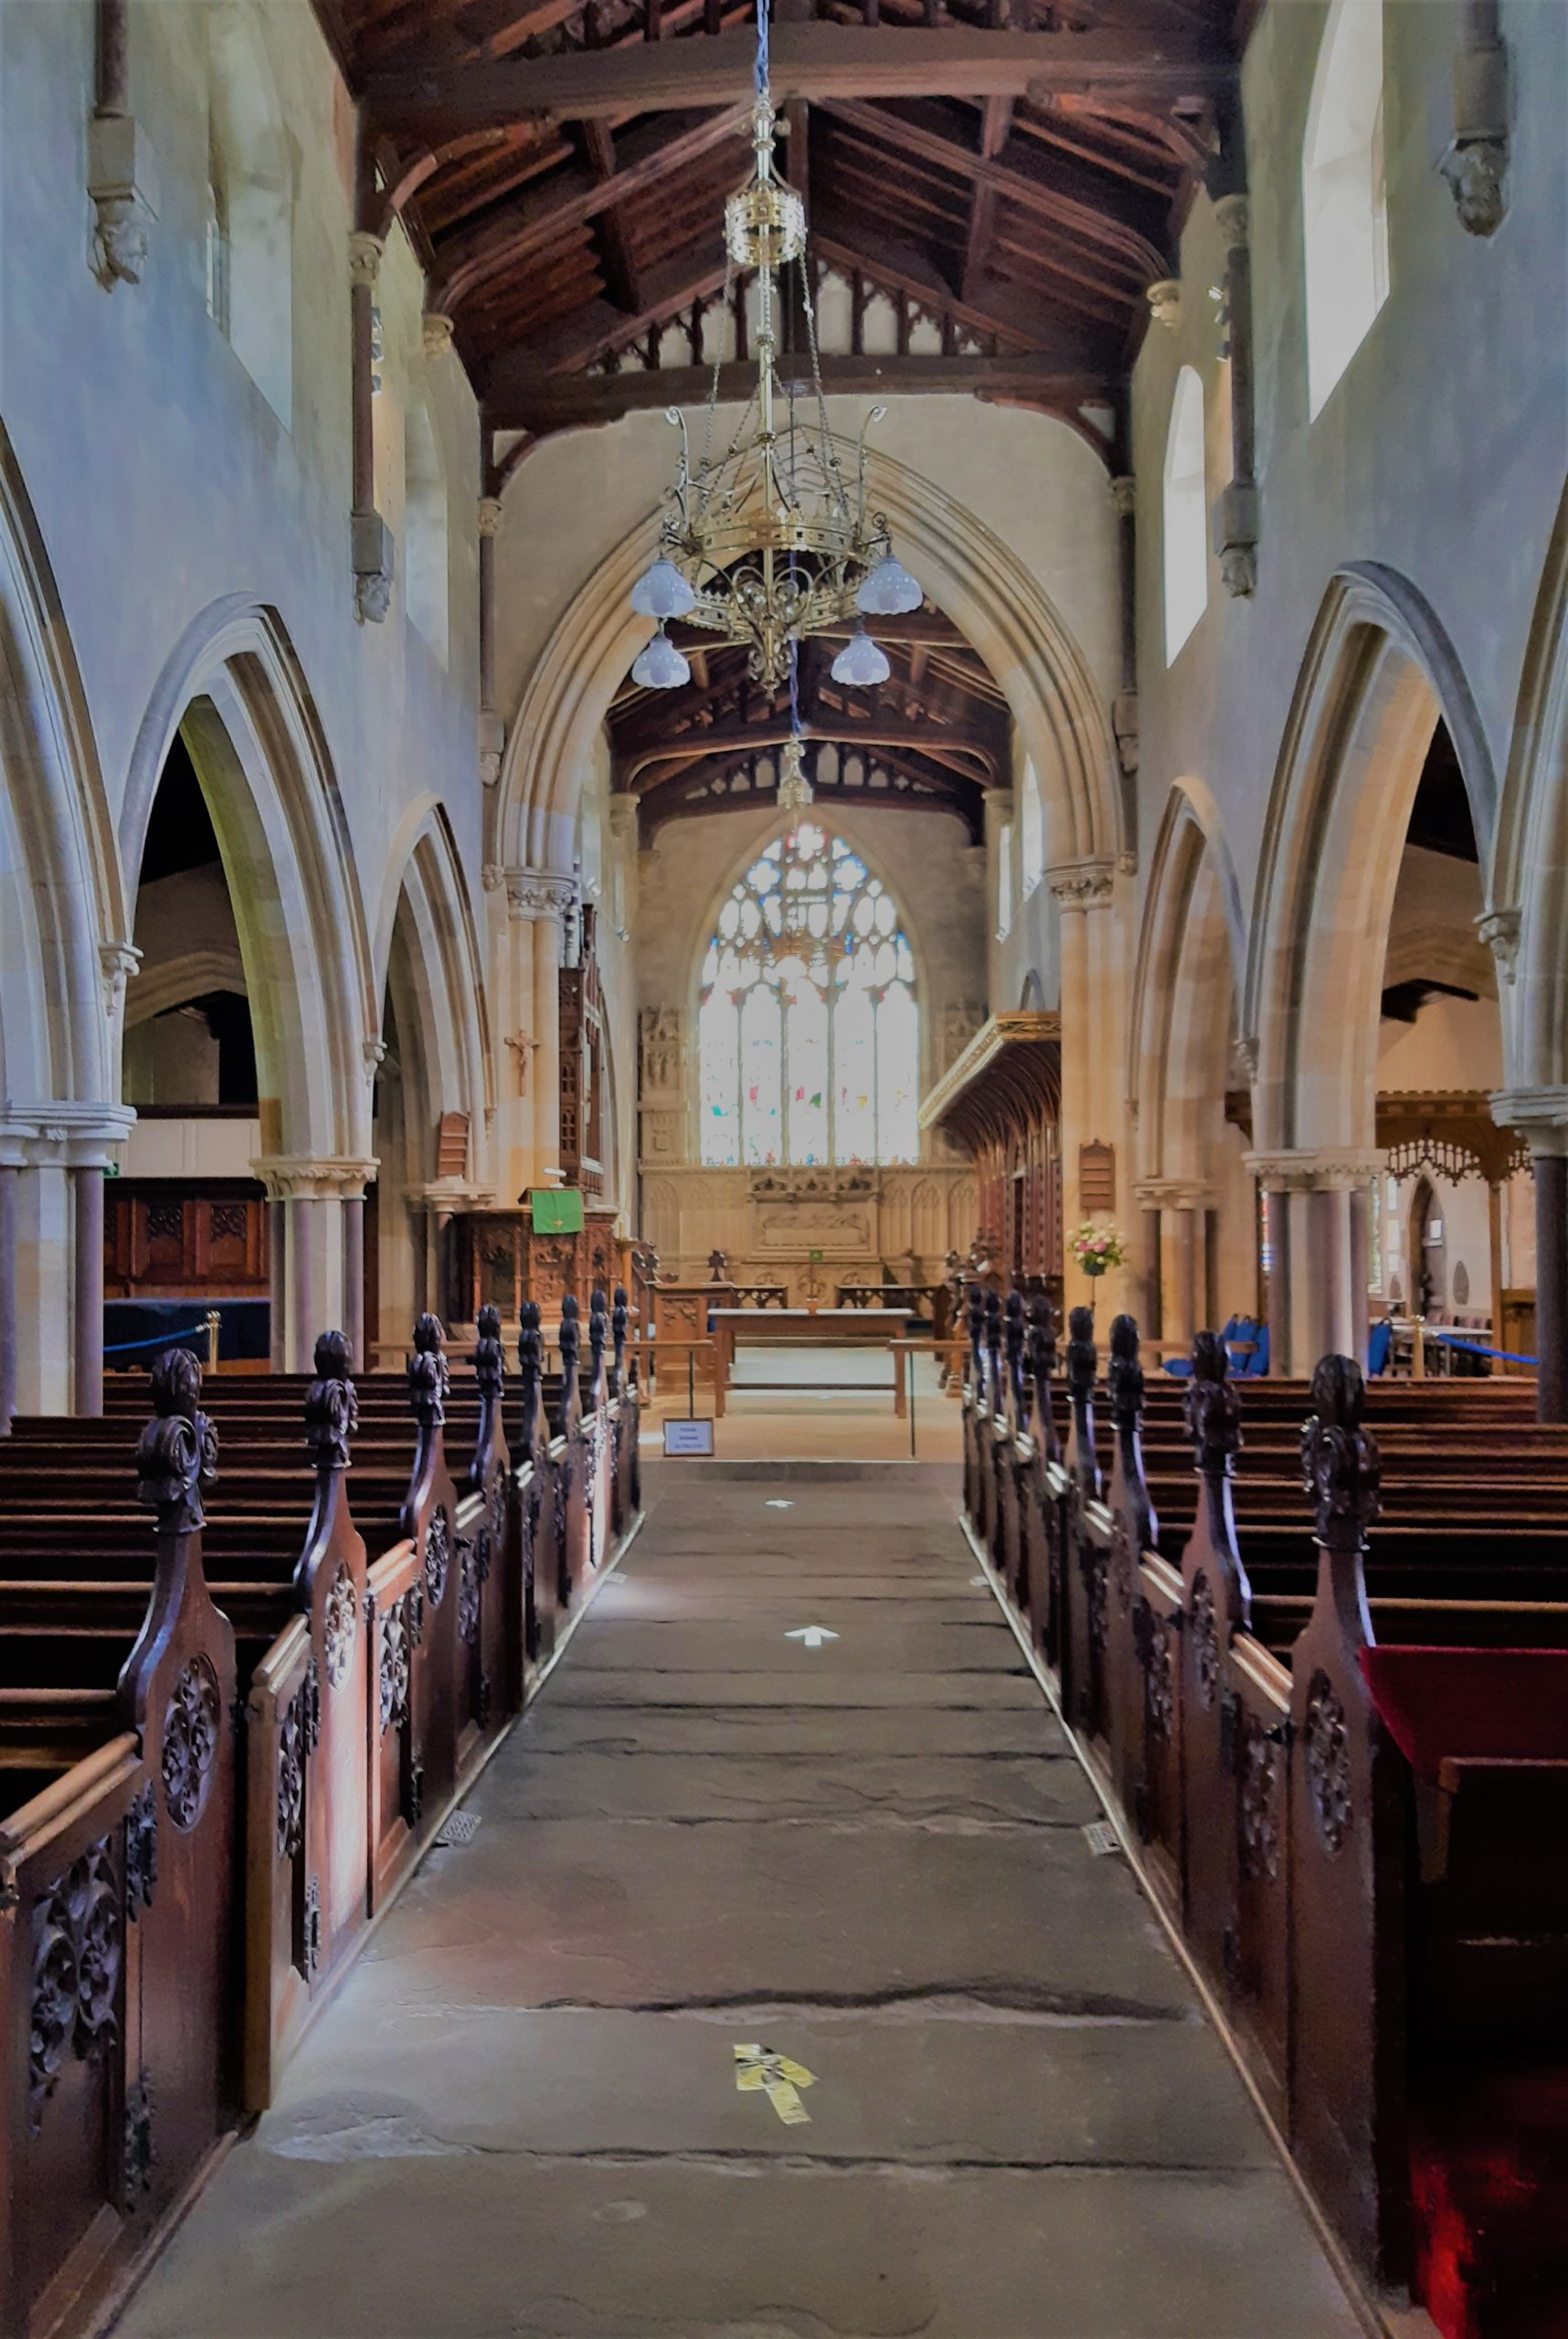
627, 0, 923, 700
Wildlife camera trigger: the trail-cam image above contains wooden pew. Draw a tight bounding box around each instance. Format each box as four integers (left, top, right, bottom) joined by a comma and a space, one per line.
0, 1352, 238, 2339
960, 1295, 1568, 2316
0, 1285, 642, 2338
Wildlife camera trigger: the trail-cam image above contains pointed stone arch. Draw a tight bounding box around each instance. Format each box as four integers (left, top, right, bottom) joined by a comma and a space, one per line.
121, 598, 376, 1170
0, 425, 132, 1415
0, 422, 128, 1113
1130, 778, 1247, 1186
1489, 482, 1568, 1100
1246, 564, 1497, 1157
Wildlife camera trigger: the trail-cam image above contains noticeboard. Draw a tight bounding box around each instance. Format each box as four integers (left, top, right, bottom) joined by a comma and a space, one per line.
662, 1417, 715, 1457
529, 1187, 585, 1234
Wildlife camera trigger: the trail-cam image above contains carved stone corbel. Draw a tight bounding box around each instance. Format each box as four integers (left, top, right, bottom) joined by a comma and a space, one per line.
1440, 11, 1510, 237
1146, 279, 1181, 333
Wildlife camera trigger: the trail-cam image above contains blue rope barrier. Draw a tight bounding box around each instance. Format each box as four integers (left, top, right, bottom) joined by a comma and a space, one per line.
102, 1323, 209, 1357
1425, 1330, 1539, 1368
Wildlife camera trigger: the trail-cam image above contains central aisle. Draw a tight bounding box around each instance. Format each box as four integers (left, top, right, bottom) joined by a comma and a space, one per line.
119, 1465, 1361, 2339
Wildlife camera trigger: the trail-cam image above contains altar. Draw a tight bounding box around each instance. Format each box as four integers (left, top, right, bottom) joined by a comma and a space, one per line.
710, 1306, 912, 1390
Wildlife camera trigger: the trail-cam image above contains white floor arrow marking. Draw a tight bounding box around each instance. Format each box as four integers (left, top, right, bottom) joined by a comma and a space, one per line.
784, 1625, 840, 1648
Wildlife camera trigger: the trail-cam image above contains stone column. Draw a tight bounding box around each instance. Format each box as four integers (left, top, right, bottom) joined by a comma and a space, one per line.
0, 1161, 17, 1432
1490, 1088, 1568, 1419
72, 1166, 106, 1415
1212, 193, 1257, 598
252, 1157, 377, 1371
982, 785, 1014, 1004
0, 1107, 134, 1415
1109, 475, 1139, 782
487, 869, 577, 1199
1136, 1179, 1216, 1357
608, 793, 640, 945
1244, 1149, 1384, 1378
343, 1193, 366, 1370
477, 495, 505, 785
1053, 861, 1125, 1311
349, 229, 392, 623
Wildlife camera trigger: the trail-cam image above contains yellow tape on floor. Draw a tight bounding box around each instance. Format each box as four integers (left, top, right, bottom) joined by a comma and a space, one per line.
734, 2043, 816, 2126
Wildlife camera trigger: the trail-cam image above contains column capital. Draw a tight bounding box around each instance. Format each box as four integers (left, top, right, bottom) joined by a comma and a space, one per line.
422, 312, 455, 360
1109, 474, 1137, 519
608, 795, 640, 844
1491, 1086, 1568, 1154
1243, 1147, 1386, 1193
0, 1102, 137, 1170
1049, 857, 1117, 910
476, 495, 504, 538
1135, 1178, 1219, 1212
484, 864, 577, 923
250, 1155, 378, 1201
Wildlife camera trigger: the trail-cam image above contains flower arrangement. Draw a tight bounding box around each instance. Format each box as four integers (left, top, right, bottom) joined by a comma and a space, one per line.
1069, 1222, 1127, 1278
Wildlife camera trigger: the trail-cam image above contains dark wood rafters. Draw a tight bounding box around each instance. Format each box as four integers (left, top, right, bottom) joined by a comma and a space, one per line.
325, 0, 1235, 836
605, 619, 1001, 837
331, 2, 1236, 452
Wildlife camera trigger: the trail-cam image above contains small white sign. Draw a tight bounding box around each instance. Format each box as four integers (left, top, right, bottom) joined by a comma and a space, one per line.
663, 1417, 715, 1456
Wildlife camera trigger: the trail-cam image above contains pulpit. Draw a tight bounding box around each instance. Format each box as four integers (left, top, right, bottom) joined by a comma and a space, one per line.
446, 1207, 628, 1330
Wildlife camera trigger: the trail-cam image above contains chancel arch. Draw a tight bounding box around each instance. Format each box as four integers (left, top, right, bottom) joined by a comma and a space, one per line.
496, 428, 1122, 882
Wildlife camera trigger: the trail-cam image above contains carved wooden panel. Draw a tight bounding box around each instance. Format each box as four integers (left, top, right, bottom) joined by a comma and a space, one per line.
105, 1182, 269, 1297
1078, 1140, 1117, 1216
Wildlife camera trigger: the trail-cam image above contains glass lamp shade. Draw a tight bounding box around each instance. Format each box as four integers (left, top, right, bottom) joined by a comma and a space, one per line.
630, 558, 697, 619
630, 623, 691, 689
831, 625, 891, 686
855, 554, 923, 617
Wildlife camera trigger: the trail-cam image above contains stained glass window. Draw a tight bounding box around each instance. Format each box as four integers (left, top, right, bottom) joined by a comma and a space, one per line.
698, 822, 919, 1166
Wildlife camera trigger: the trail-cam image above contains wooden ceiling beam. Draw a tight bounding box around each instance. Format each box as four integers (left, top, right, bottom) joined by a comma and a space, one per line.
363, 24, 1234, 134
580, 117, 642, 312
810, 210, 1105, 359
618, 715, 998, 786
484, 347, 1111, 430
507, 235, 729, 374
822, 98, 1169, 280
431, 104, 747, 310
959, 91, 1012, 305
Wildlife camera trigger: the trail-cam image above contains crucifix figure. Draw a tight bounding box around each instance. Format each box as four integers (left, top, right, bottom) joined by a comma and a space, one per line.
504, 1031, 538, 1096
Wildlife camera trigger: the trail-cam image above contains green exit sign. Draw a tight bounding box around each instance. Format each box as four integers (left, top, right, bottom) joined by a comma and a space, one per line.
808, 1248, 823, 1263
529, 1187, 585, 1234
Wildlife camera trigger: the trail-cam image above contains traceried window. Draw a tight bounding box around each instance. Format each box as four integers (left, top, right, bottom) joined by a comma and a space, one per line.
698, 823, 918, 1167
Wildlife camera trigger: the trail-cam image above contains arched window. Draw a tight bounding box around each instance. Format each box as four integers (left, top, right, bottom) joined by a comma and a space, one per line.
698, 821, 918, 1167
404, 399, 448, 661
207, 4, 292, 426
1163, 365, 1208, 663
1303, 0, 1390, 418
